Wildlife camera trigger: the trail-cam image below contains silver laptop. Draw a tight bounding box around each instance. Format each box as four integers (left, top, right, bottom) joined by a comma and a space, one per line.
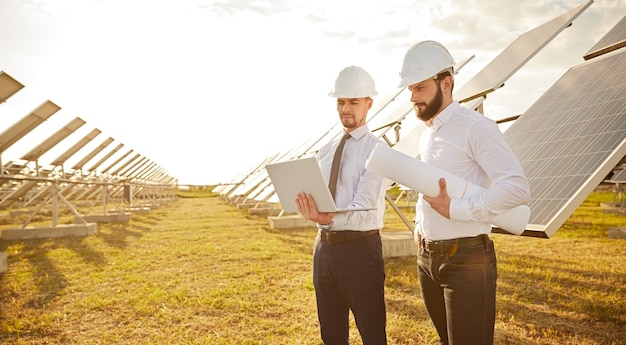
265, 156, 375, 213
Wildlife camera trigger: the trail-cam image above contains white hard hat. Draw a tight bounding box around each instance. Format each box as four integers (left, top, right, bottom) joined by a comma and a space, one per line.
329, 65, 378, 98
397, 40, 455, 88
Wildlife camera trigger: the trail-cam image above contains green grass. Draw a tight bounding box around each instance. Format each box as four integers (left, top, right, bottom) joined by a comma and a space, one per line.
0, 189, 624, 344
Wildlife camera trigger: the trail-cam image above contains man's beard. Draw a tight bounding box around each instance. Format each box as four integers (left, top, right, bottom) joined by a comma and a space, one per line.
340, 116, 357, 129
414, 82, 443, 122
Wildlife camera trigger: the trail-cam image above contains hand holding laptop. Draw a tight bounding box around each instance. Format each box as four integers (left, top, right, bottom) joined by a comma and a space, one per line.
265, 157, 375, 213
295, 191, 335, 226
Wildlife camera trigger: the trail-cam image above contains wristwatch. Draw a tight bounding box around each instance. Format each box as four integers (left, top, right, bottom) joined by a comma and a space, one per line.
316, 220, 334, 231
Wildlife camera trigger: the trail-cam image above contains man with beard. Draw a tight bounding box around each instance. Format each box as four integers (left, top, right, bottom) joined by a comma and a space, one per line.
397, 41, 530, 345
295, 65, 389, 345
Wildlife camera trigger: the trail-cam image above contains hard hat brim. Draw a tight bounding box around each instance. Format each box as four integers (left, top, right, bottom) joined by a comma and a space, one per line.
397, 74, 432, 89
329, 91, 379, 98
397, 67, 454, 88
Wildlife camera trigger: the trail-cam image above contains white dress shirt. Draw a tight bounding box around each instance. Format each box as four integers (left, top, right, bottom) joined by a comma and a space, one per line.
317, 125, 388, 231
417, 101, 530, 241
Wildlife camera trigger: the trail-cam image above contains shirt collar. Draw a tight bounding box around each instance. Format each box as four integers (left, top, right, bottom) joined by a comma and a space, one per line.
344, 124, 369, 140
429, 101, 459, 131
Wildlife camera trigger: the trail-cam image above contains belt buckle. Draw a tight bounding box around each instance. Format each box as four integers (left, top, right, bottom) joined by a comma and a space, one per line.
322, 231, 339, 244
423, 239, 443, 252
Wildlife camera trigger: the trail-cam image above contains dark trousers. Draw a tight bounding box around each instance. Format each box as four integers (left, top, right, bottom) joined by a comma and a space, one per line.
313, 232, 387, 345
417, 234, 497, 345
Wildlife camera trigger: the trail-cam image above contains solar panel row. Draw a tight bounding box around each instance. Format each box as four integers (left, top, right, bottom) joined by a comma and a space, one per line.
0, 72, 177, 216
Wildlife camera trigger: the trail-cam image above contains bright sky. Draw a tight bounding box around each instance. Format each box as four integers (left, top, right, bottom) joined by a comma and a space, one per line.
0, 0, 624, 185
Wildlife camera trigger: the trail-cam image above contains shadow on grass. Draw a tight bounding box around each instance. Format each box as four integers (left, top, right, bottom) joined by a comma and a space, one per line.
98, 222, 143, 249
0, 236, 107, 311
0, 213, 157, 315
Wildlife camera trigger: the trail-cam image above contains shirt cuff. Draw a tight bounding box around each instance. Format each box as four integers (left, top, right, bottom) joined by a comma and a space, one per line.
450, 198, 471, 221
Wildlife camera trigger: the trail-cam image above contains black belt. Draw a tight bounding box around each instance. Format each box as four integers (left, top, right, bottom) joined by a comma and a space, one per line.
320, 230, 379, 244
421, 234, 489, 252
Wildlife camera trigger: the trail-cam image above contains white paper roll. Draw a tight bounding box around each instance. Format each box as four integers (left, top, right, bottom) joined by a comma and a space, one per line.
365, 143, 529, 235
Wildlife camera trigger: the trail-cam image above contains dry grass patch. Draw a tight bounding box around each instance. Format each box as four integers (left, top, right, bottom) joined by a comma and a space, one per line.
0, 190, 624, 344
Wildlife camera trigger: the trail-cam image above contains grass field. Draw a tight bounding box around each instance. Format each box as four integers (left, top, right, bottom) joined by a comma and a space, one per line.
0, 187, 624, 344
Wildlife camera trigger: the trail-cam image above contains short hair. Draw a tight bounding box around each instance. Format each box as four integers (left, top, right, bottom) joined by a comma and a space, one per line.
436, 70, 454, 93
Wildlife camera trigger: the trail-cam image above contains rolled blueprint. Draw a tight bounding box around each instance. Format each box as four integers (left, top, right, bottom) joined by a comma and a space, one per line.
365, 143, 529, 235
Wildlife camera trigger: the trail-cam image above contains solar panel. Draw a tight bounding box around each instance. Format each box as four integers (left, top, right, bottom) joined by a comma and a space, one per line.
369, 98, 414, 141
88, 143, 124, 172
504, 48, 626, 238
0, 71, 24, 103
50, 128, 101, 166
21, 117, 86, 162
125, 157, 149, 177
367, 87, 405, 124
0, 100, 61, 153
119, 156, 146, 176
111, 153, 140, 176
584, 14, 626, 60
245, 178, 271, 200
230, 169, 270, 197
139, 166, 159, 181
134, 162, 157, 179
71, 137, 115, 170
252, 182, 277, 202
215, 154, 276, 196
454, 0, 593, 103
